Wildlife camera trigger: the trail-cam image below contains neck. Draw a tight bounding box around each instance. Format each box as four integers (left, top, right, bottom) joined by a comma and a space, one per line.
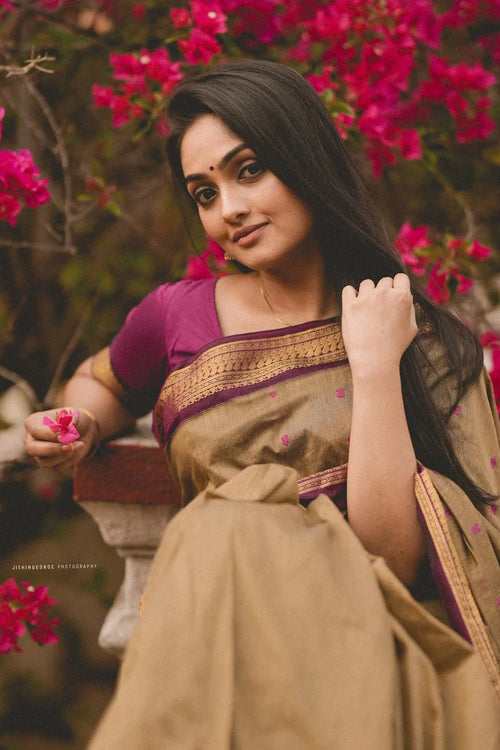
257, 256, 337, 325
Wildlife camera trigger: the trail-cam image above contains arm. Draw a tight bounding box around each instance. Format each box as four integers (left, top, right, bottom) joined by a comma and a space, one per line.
24, 356, 136, 471
25, 284, 172, 471
341, 274, 424, 586
63, 357, 136, 439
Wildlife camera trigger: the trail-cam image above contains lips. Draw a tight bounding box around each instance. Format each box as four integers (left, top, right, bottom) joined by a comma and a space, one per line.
232, 223, 268, 243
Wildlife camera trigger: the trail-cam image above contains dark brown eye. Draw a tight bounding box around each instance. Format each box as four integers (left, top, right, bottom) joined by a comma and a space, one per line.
239, 161, 265, 179
194, 187, 217, 206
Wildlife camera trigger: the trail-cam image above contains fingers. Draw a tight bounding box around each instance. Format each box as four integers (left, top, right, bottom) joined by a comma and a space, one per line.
343, 274, 411, 297
341, 285, 357, 304
24, 437, 85, 468
24, 412, 59, 443
24, 410, 86, 469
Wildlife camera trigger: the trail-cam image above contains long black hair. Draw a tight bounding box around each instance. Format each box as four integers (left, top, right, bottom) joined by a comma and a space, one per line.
166, 59, 494, 506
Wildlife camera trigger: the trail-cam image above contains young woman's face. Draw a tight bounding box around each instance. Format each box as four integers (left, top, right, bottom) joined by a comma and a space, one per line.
180, 114, 319, 272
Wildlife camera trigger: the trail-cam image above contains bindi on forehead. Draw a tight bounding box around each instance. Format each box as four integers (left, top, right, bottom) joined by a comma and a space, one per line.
209, 166, 214, 171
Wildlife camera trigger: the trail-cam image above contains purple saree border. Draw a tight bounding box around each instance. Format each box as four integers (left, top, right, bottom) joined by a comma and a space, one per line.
415, 464, 500, 699
155, 316, 350, 445
415, 500, 470, 642
298, 464, 348, 502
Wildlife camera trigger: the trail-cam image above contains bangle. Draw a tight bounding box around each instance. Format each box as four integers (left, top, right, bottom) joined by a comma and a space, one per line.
80, 408, 101, 458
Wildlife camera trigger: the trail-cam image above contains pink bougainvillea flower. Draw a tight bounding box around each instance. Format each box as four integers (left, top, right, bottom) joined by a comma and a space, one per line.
467, 239, 491, 260
395, 222, 432, 275
307, 66, 337, 95
179, 27, 222, 64
190, 0, 228, 35
37, 0, 66, 8
426, 261, 473, 304
0, 148, 50, 225
185, 237, 228, 279
488, 345, 500, 414
185, 254, 214, 280
225, 0, 284, 45
0, 602, 26, 653
92, 84, 114, 108
426, 263, 450, 304
398, 128, 422, 160
171, 6, 192, 29
132, 3, 145, 20
0, 192, 21, 226
205, 236, 225, 264
42, 409, 80, 444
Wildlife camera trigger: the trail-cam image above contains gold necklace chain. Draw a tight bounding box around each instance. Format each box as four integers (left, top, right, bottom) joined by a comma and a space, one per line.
256, 274, 293, 327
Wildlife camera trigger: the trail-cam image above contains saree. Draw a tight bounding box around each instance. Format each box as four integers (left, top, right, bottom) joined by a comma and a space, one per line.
87, 316, 500, 750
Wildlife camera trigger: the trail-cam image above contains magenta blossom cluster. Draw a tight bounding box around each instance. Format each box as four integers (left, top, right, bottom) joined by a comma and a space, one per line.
0, 578, 58, 654
396, 222, 491, 304
295, 0, 498, 173
92, 48, 182, 129
0, 108, 51, 226
91, 0, 498, 178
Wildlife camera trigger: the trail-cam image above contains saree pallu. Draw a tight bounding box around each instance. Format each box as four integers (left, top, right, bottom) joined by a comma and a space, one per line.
87, 318, 500, 750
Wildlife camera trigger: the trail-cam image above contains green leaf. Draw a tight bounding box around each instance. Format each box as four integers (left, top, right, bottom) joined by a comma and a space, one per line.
106, 201, 122, 217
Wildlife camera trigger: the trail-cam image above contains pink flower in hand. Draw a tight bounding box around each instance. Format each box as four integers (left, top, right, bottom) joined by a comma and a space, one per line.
42, 409, 80, 444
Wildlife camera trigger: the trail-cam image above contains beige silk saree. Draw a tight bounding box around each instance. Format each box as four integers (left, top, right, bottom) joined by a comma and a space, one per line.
87, 316, 500, 749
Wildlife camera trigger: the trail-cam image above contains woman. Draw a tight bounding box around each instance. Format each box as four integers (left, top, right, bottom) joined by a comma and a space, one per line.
25, 61, 500, 748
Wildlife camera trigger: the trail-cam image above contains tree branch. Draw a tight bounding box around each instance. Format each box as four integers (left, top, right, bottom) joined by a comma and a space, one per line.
0, 51, 55, 77
43, 287, 101, 407
0, 365, 38, 410
0, 239, 76, 254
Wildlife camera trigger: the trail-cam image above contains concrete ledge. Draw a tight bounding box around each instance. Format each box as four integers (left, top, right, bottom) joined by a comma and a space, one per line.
73, 417, 180, 506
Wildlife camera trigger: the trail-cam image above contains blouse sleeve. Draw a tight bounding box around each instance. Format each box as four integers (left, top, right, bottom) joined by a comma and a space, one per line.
91, 284, 174, 417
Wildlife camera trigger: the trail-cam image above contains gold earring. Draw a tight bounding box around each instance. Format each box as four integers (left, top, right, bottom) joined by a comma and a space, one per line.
224, 252, 232, 261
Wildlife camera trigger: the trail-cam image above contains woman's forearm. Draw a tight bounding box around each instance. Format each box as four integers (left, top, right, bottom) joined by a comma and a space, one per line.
346, 365, 425, 586
63, 357, 136, 440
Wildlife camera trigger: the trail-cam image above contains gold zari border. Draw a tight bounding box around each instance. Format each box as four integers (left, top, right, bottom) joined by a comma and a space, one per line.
298, 464, 348, 494
157, 322, 347, 429
415, 467, 500, 701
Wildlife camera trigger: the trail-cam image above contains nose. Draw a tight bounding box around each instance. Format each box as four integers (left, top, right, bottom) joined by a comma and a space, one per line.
220, 186, 249, 224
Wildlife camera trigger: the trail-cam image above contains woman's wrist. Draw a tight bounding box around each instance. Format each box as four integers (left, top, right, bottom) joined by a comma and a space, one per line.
79, 408, 101, 458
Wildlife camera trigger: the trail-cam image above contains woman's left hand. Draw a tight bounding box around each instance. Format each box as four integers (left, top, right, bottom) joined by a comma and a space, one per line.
341, 274, 417, 378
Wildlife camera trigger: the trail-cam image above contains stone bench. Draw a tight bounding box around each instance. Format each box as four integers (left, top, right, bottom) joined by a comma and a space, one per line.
73, 417, 180, 658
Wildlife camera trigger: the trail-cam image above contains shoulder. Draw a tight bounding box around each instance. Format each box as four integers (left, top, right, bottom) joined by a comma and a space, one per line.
138, 277, 217, 312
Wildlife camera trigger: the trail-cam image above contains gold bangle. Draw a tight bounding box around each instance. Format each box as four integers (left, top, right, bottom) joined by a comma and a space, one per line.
79, 408, 101, 458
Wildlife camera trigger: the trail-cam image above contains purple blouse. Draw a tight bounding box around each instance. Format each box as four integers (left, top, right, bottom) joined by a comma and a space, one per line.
109, 278, 221, 416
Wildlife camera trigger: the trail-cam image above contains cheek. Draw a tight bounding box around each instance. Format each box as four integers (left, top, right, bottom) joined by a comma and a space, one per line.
197, 210, 218, 237
288, 203, 314, 236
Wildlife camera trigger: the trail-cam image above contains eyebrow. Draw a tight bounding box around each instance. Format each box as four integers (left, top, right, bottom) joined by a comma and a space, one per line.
184, 143, 249, 184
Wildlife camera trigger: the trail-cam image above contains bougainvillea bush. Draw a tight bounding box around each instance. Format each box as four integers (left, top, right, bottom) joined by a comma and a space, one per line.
0, 0, 499, 400
0, 0, 499, 678
87, 0, 500, 304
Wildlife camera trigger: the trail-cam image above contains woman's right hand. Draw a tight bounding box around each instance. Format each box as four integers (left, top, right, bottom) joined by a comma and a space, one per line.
24, 408, 99, 471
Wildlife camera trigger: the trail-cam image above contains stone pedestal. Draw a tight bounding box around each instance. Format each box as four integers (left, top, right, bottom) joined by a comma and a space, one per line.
73, 417, 180, 658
